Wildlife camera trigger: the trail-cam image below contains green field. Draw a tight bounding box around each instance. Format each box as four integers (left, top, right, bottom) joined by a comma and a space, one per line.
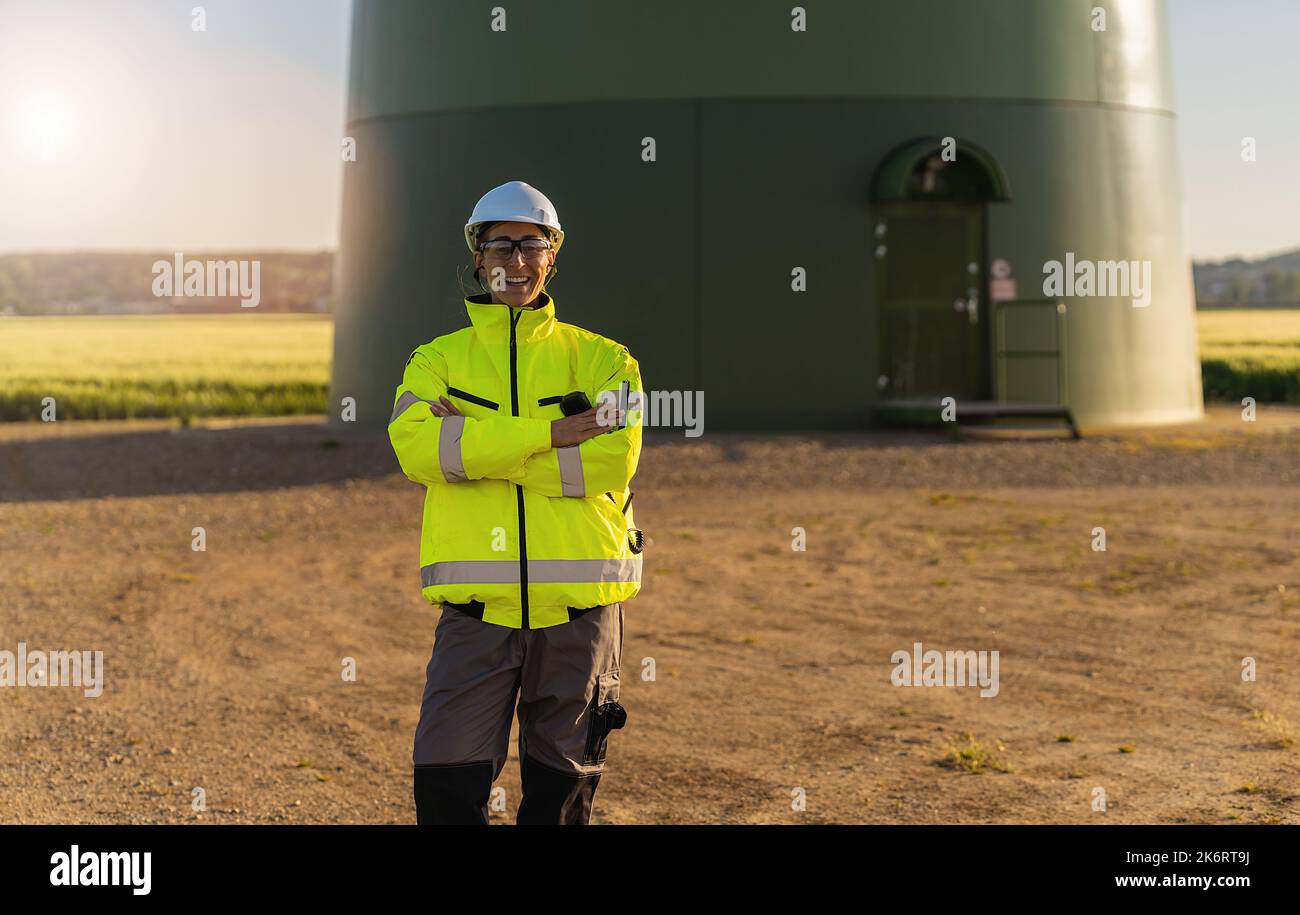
1, 311, 1297, 421
1197, 309, 1300, 403
0, 314, 331, 421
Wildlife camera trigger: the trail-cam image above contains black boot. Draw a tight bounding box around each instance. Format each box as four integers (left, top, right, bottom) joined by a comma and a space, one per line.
413, 762, 494, 825
516, 754, 600, 825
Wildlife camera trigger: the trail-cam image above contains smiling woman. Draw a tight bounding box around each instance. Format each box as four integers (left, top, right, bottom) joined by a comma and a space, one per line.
464, 181, 563, 309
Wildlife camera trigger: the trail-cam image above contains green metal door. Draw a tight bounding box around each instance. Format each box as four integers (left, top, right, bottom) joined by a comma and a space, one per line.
875, 203, 987, 399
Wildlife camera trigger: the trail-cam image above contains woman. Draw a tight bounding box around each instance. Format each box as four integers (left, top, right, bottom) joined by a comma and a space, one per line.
388, 180, 645, 824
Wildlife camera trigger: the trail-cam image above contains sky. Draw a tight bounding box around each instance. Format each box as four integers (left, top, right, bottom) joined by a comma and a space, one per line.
0, 0, 1295, 263
0, 0, 352, 253
1168, 0, 1300, 262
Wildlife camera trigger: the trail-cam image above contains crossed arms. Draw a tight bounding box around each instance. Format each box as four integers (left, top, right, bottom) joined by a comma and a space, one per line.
388, 344, 643, 499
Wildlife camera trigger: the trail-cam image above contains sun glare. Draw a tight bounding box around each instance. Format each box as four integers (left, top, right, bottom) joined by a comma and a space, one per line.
16, 93, 78, 161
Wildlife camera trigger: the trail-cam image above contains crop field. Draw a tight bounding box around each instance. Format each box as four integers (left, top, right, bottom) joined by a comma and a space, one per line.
1198, 309, 1300, 402
0, 310, 1296, 421
0, 314, 331, 421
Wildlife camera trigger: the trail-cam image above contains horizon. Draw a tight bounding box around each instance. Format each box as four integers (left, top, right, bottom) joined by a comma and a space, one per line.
0, 244, 1296, 268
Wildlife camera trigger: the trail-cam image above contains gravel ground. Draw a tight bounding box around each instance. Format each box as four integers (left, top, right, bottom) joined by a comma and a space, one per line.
1, 405, 1297, 823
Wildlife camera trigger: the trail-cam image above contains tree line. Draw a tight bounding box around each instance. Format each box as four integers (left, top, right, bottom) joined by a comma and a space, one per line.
1, 247, 1297, 314
0, 251, 333, 315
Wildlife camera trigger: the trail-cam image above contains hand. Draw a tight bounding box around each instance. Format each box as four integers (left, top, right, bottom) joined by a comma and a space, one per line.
428, 395, 462, 418
551, 407, 604, 448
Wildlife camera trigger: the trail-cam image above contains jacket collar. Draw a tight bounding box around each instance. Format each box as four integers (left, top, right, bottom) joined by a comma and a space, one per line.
464, 291, 557, 344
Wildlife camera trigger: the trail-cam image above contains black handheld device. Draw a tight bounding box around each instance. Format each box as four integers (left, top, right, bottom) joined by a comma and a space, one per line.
560, 391, 592, 416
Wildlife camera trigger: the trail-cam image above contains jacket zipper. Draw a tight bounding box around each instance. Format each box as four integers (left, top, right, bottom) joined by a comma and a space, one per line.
510, 307, 530, 629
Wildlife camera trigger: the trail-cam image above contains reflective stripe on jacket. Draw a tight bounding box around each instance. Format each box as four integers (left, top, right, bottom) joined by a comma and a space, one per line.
389, 291, 643, 629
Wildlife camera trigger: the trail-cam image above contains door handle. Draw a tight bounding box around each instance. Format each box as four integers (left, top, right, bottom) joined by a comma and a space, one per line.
966, 288, 979, 325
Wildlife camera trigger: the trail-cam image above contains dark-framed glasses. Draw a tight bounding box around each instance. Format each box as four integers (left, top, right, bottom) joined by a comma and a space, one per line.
479, 238, 553, 262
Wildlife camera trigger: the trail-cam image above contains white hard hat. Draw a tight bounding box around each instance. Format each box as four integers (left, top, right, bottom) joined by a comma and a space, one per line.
464, 180, 565, 255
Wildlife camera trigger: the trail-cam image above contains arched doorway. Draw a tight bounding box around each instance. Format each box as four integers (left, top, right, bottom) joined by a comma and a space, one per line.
870, 138, 1010, 401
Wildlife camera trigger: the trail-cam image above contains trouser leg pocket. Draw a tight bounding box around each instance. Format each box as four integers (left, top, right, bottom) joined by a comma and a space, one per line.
582, 669, 626, 766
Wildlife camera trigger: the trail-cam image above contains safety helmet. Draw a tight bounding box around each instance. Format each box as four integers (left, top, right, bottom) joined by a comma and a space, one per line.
464, 180, 565, 256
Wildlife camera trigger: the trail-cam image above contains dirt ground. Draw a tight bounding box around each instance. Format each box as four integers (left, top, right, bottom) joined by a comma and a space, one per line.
2, 406, 1298, 824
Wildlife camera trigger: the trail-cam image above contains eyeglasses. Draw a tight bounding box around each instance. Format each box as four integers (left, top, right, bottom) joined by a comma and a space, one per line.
478, 238, 553, 262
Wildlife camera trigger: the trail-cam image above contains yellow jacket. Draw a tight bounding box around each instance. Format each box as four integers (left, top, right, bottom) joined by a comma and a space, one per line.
389, 291, 643, 628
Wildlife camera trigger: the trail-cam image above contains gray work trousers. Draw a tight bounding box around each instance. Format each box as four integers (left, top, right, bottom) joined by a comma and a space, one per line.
412, 602, 625, 824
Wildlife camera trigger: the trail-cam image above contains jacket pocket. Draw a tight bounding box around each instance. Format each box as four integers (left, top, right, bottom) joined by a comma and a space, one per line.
603, 492, 643, 554
446, 387, 499, 411
582, 668, 625, 766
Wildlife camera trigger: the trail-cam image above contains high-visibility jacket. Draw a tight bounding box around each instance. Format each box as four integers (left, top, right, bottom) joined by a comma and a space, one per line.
388, 291, 643, 629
